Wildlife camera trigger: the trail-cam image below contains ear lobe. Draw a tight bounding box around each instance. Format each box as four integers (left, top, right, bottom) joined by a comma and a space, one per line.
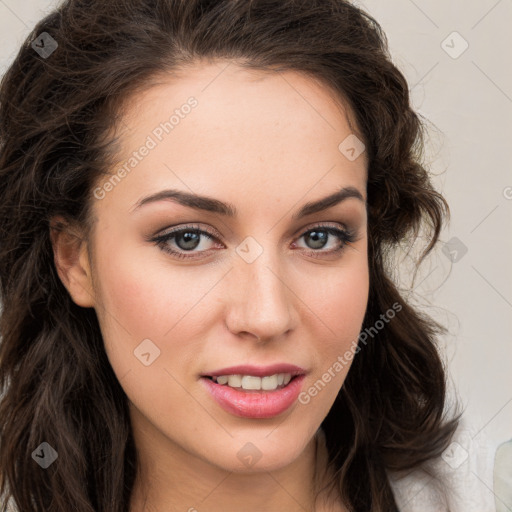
49, 216, 95, 308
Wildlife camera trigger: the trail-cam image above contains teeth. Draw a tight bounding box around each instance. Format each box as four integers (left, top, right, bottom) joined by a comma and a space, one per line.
211, 373, 293, 391
228, 375, 242, 388
241, 375, 261, 390
261, 375, 278, 390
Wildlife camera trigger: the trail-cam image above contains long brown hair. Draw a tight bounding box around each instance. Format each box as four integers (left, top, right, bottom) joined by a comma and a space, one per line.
0, 1, 458, 510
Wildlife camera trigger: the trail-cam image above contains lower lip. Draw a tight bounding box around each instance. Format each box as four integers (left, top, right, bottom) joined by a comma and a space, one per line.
200, 375, 306, 419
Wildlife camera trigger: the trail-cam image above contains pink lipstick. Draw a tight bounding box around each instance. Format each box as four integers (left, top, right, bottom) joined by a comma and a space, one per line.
200, 364, 307, 419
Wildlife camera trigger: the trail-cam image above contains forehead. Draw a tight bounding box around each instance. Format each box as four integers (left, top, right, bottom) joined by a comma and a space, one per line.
96, 62, 367, 215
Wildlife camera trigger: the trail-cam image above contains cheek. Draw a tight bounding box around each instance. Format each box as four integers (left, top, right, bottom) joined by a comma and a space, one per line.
295, 256, 369, 409
320, 269, 368, 329
93, 225, 212, 330
91, 251, 213, 433
90, 240, 211, 375
300, 254, 369, 344
329, 266, 369, 367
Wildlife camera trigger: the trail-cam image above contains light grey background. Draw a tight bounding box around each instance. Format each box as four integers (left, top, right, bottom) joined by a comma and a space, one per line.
1, 0, 511, 505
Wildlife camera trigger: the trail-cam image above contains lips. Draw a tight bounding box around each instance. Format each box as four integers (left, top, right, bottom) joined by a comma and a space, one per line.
200, 363, 307, 378
199, 363, 308, 419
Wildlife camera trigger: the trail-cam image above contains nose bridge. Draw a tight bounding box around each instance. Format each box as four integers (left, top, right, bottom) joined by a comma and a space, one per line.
226, 237, 296, 340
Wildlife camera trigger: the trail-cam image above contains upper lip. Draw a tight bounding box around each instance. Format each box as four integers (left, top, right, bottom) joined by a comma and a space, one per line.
201, 364, 307, 378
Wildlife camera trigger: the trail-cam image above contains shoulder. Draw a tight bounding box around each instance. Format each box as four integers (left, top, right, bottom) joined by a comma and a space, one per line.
388, 418, 497, 512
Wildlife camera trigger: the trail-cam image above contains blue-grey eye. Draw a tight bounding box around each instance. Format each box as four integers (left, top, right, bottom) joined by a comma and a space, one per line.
175, 231, 202, 250
304, 229, 329, 249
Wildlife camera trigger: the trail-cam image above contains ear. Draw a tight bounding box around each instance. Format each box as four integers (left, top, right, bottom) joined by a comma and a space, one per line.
49, 216, 95, 308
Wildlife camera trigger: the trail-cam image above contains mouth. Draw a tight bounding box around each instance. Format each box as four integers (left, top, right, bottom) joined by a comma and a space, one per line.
201, 373, 300, 392
199, 364, 307, 419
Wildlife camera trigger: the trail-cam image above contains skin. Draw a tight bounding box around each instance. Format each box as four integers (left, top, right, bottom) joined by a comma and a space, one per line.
51, 61, 369, 512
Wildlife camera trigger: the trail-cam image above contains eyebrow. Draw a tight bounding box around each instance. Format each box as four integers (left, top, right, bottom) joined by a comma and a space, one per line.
130, 186, 365, 219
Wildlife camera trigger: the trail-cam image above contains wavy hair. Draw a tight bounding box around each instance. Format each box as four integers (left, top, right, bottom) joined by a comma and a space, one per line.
0, 1, 458, 510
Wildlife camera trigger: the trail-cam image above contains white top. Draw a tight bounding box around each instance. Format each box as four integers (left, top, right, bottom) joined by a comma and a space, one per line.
389, 420, 499, 512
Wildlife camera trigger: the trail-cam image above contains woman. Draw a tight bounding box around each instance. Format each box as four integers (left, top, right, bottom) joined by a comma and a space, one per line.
0, 1, 462, 510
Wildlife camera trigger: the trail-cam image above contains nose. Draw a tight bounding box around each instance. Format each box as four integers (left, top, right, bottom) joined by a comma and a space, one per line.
224, 247, 298, 342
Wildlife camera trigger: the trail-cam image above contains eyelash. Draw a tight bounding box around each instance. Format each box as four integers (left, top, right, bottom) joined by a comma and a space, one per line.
151, 223, 357, 260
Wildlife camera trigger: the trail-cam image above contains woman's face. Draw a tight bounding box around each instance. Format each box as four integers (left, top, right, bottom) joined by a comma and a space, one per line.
77, 62, 369, 475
